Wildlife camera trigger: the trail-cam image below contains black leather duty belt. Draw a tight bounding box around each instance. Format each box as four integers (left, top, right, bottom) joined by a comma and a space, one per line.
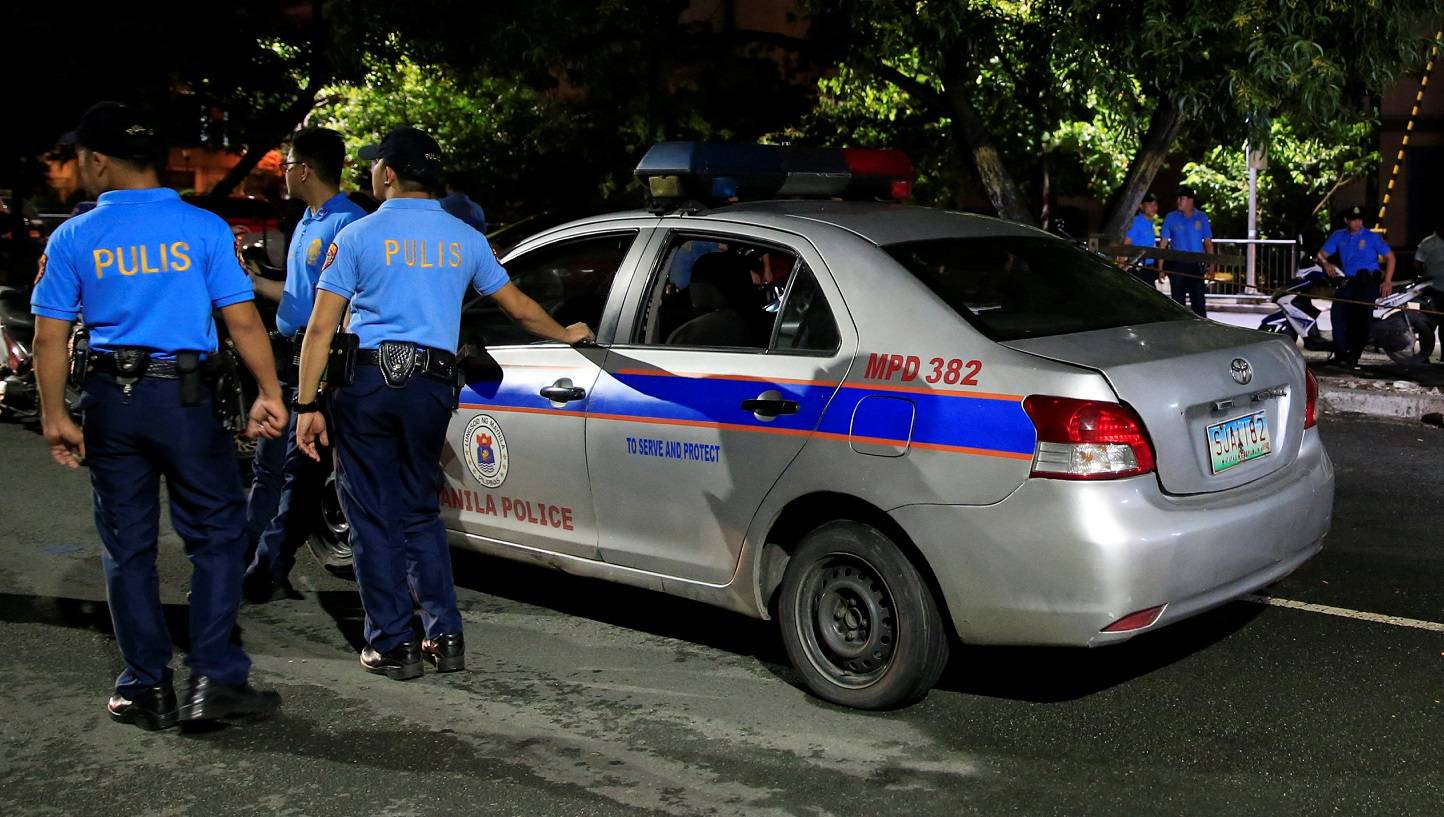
358, 344, 457, 383
90, 354, 181, 380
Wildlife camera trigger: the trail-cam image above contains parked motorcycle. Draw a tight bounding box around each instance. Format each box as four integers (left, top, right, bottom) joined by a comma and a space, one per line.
0, 285, 41, 419
1258, 265, 1438, 365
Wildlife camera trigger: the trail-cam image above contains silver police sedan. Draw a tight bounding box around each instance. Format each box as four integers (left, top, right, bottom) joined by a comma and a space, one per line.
311, 145, 1334, 709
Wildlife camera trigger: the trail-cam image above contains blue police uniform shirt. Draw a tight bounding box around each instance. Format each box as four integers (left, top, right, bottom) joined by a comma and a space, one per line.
1161, 209, 1213, 253
31, 188, 253, 358
1321, 228, 1391, 277
275, 192, 367, 336
1125, 214, 1156, 248
317, 198, 510, 352
439, 191, 487, 233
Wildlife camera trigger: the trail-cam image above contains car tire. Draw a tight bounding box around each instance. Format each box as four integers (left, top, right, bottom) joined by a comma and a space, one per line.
308, 472, 354, 575
778, 520, 950, 710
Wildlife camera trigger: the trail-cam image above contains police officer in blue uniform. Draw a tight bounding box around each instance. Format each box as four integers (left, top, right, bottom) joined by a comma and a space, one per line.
1121, 192, 1161, 285
31, 102, 287, 729
242, 127, 367, 602
1160, 186, 1215, 317
292, 127, 594, 679
1317, 205, 1396, 367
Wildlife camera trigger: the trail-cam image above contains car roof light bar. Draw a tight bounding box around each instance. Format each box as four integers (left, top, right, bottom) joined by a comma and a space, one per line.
635, 142, 915, 212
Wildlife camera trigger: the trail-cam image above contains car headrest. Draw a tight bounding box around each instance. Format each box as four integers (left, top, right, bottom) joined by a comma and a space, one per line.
689, 280, 728, 311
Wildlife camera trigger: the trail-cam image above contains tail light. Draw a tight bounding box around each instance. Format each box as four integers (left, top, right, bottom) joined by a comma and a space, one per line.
1102, 604, 1166, 632
1303, 368, 1318, 429
1022, 395, 1155, 480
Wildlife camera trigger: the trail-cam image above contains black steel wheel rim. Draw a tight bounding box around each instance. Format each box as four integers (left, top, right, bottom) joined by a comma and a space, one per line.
317, 474, 351, 558
794, 552, 897, 689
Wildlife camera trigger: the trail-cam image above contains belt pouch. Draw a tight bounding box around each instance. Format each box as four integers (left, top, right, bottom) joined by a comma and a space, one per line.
378, 340, 417, 388
112, 348, 150, 379
175, 351, 203, 406
68, 329, 91, 388
325, 332, 359, 387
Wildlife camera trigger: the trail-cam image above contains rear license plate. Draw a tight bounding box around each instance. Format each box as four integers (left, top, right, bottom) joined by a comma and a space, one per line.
1206, 411, 1271, 474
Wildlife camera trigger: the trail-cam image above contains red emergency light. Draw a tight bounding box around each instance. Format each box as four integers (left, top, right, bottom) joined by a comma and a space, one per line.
635, 142, 915, 211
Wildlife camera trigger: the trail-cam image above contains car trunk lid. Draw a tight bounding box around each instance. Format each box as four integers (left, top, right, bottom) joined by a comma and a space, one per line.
1002, 320, 1306, 495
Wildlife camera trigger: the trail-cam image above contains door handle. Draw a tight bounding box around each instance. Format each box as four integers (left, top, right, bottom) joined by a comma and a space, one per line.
741, 389, 799, 420
539, 379, 586, 403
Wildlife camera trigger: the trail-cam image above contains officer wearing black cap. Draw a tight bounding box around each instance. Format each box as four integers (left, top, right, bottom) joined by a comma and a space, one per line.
1121, 192, 1161, 285
292, 126, 595, 679
1317, 205, 1396, 367
1159, 185, 1214, 316
30, 102, 287, 729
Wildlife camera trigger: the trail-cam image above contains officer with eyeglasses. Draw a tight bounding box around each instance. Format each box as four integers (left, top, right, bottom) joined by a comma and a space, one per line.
293, 127, 594, 679
242, 127, 367, 602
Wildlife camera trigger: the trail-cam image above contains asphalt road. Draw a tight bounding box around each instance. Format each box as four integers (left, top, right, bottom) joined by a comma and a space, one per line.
0, 411, 1440, 817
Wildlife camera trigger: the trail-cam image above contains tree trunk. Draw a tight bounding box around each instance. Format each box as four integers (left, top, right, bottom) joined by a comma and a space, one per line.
1100, 99, 1185, 240
208, 80, 322, 198
944, 83, 1035, 225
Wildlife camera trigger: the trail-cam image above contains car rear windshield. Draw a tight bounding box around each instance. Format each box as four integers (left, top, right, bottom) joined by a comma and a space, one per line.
883, 236, 1195, 341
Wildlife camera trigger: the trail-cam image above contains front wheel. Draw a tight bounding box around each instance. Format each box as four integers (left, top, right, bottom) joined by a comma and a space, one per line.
778, 521, 950, 709
308, 472, 354, 575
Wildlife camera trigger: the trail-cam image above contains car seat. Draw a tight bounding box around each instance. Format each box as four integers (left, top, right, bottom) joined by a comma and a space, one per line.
665, 253, 754, 347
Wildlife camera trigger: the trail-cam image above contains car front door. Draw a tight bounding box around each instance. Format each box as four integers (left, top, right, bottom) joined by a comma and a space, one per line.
585, 226, 854, 584
441, 227, 650, 560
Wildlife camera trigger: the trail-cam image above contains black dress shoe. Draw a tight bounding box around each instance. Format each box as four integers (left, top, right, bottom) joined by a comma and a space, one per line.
108, 684, 178, 731
360, 641, 423, 680
179, 676, 282, 722
421, 633, 465, 673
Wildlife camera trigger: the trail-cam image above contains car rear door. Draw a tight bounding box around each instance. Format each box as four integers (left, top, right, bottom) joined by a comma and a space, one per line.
585, 224, 854, 585
441, 226, 653, 559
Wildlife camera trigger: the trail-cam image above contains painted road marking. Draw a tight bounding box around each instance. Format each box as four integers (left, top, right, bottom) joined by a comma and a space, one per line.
1244, 594, 1444, 634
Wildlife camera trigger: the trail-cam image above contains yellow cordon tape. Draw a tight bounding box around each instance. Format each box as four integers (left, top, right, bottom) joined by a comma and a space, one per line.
1377, 31, 1442, 234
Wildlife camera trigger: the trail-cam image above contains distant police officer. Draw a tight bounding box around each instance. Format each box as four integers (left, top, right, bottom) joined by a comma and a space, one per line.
242, 127, 367, 602
1121, 192, 1161, 285
31, 102, 287, 729
1160, 186, 1214, 317
1317, 205, 1396, 367
293, 127, 594, 679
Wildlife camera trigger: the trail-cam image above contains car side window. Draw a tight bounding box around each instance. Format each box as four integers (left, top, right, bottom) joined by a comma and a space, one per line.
636, 235, 791, 350
460, 231, 635, 348
771, 262, 840, 354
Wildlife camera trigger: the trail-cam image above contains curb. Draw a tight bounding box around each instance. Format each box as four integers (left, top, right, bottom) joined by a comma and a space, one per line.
1316, 378, 1444, 420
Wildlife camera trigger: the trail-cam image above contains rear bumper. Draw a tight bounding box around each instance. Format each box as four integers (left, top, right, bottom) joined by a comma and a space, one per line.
890, 429, 1334, 647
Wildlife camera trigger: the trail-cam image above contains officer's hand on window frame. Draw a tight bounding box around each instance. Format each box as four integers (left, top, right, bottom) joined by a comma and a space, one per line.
565, 322, 597, 346
296, 411, 328, 463
44, 415, 85, 469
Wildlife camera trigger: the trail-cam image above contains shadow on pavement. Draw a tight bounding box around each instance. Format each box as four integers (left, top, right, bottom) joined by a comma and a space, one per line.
934, 601, 1263, 703
313, 589, 367, 652
0, 590, 192, 652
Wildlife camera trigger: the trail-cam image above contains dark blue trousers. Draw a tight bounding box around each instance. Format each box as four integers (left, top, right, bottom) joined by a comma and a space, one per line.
1332, 272, 1379, 360
245, 383, 331, 583
1165, 262, 1208, 317
329, 366, 460, 653
82, 375, 250, 695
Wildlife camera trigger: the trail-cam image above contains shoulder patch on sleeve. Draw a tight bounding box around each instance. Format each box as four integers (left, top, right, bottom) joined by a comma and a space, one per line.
34, 253, 46, 285
322, 242, 339, 270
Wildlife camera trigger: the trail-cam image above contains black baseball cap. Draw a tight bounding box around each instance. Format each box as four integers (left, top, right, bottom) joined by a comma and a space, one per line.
1175, 185, 1197, 199
1342, 204, 1365, 220
1140, 192, 1157, 204
59, 101, 163, 160
358, 126, 444, 181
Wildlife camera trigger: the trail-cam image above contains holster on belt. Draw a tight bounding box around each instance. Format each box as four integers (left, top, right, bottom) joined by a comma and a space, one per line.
269, 330, 294, 384
67, 329, 91, 389
111, 348, 151, 385
175, 350, 203, 406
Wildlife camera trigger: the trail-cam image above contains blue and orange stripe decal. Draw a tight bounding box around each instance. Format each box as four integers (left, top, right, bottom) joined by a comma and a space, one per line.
460, 367, 1036, 461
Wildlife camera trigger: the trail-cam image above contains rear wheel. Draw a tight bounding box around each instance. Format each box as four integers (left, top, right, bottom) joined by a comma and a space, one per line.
778, 521, 950, 710
1380, 312, 1436, 366
308, 472, 354, 574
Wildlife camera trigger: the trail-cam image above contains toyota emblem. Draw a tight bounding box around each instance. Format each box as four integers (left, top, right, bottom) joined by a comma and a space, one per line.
1230, 358, 1253, 385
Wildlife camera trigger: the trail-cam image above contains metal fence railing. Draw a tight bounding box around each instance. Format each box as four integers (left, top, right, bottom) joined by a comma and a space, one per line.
1209, 239, 1299, 297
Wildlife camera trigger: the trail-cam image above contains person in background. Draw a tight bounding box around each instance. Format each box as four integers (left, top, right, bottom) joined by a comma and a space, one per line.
1159, 186, 1214, 317
440, 179, 487, 234
1317, 205, 1395, 368
1120, 192, 1161, 286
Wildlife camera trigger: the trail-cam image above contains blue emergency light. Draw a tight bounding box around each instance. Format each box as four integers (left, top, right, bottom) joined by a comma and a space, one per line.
635, 142, 915, 211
